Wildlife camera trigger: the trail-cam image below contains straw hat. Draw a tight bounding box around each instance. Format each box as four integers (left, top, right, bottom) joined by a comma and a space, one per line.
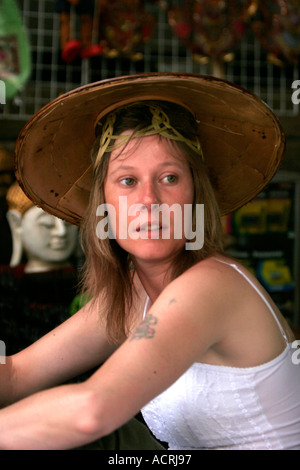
14, 73, 285, 225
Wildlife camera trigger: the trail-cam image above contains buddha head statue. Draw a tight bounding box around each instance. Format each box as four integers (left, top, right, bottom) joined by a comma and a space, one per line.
6, 182, 79, 273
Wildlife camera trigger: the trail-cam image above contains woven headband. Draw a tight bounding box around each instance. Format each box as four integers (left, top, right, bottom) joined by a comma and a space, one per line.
94, 104, 204, 168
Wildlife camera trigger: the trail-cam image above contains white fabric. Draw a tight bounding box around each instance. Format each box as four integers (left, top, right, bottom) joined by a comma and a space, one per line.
141, 260, 300, 450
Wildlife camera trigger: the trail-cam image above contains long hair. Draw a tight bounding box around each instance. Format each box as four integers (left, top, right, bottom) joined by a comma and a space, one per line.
80, 101, 224, 343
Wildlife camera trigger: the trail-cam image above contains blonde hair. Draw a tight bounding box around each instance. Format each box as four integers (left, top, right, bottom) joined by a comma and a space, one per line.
80, 101, 224, 343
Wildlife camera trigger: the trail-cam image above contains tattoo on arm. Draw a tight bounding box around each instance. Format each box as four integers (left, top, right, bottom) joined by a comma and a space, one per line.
130, 298, 175, 342
130, 314, 158, 341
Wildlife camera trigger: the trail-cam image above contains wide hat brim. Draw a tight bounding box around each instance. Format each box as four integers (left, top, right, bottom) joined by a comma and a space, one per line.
15, 73, 285, 225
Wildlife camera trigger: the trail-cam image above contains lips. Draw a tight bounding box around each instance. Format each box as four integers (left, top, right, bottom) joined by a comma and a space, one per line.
137, 221, 163, 232
49, 238, 68, 249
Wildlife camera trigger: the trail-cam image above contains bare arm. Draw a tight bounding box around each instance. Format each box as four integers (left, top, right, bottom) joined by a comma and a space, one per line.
0, 264, 224, 449
0, 300, 118, 408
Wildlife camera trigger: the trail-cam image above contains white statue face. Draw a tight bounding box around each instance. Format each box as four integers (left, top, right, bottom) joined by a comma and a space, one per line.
21, 206, 78, 263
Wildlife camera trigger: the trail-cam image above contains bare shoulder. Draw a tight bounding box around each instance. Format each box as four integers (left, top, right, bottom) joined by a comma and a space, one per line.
184, 254, 245, 280
147, 256, 241, 349
165, 255, 242, 304
165, 254, 275, 324
174, 254, 293, 366
127, 255, 292, 368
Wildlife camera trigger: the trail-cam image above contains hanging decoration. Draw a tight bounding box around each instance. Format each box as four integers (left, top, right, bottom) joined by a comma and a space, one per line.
167, 0, 253, 77
97, 0, 156, 61
249, 0, 300, 66
0, 0, 31, 101
56, 0, 102, 63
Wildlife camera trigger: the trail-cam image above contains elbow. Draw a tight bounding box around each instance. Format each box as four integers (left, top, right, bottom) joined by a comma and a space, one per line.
74, 387, 110, 442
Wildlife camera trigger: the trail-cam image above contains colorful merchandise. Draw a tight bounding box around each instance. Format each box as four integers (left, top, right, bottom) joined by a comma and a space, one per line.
168, 0, 252, 63
250, 0, 300, 65
0, 0, 31, 100
56, 0, 102, 63
97, 0, 156, 60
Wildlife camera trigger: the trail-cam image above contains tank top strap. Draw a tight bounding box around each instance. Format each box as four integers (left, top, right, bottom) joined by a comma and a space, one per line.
213, 257, 289, 345
143, 296, 150, 319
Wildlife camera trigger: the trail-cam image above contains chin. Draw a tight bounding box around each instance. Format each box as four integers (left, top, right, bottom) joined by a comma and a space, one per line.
124, 239, 185, 264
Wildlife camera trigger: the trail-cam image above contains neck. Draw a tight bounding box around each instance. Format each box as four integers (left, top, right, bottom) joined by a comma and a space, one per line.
24, 258, 71, 273
133, 258, 174, 303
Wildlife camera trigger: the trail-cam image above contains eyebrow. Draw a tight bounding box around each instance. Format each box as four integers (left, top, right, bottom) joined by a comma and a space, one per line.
36, 212, 54, 221
109, 161, 185, 175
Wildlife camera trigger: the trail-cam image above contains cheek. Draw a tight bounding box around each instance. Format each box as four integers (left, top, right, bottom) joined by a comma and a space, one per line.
22, 227, 48, 253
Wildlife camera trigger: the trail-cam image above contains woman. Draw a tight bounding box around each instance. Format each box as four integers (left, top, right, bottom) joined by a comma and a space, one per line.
1, 73, 299, 450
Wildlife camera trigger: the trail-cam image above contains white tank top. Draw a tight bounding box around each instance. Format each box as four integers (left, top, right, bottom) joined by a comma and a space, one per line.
141, 259, 300, 450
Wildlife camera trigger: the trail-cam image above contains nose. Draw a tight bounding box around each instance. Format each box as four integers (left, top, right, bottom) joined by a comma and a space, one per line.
52, 218, 67, 237
139, 180, 161, 209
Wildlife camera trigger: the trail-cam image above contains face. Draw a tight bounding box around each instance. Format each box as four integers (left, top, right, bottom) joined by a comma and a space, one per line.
103, 134, 194, 265
21, 207, 78, 263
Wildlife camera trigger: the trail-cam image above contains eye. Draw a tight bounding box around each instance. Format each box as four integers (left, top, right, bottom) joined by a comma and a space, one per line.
162, 174, 177, 184
38, 216, 56, 228
120, 177, 135, 186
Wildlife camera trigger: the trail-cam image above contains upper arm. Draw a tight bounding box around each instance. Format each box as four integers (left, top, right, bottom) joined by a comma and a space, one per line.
9, 300, 117, 403
85, 264, 226, 435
